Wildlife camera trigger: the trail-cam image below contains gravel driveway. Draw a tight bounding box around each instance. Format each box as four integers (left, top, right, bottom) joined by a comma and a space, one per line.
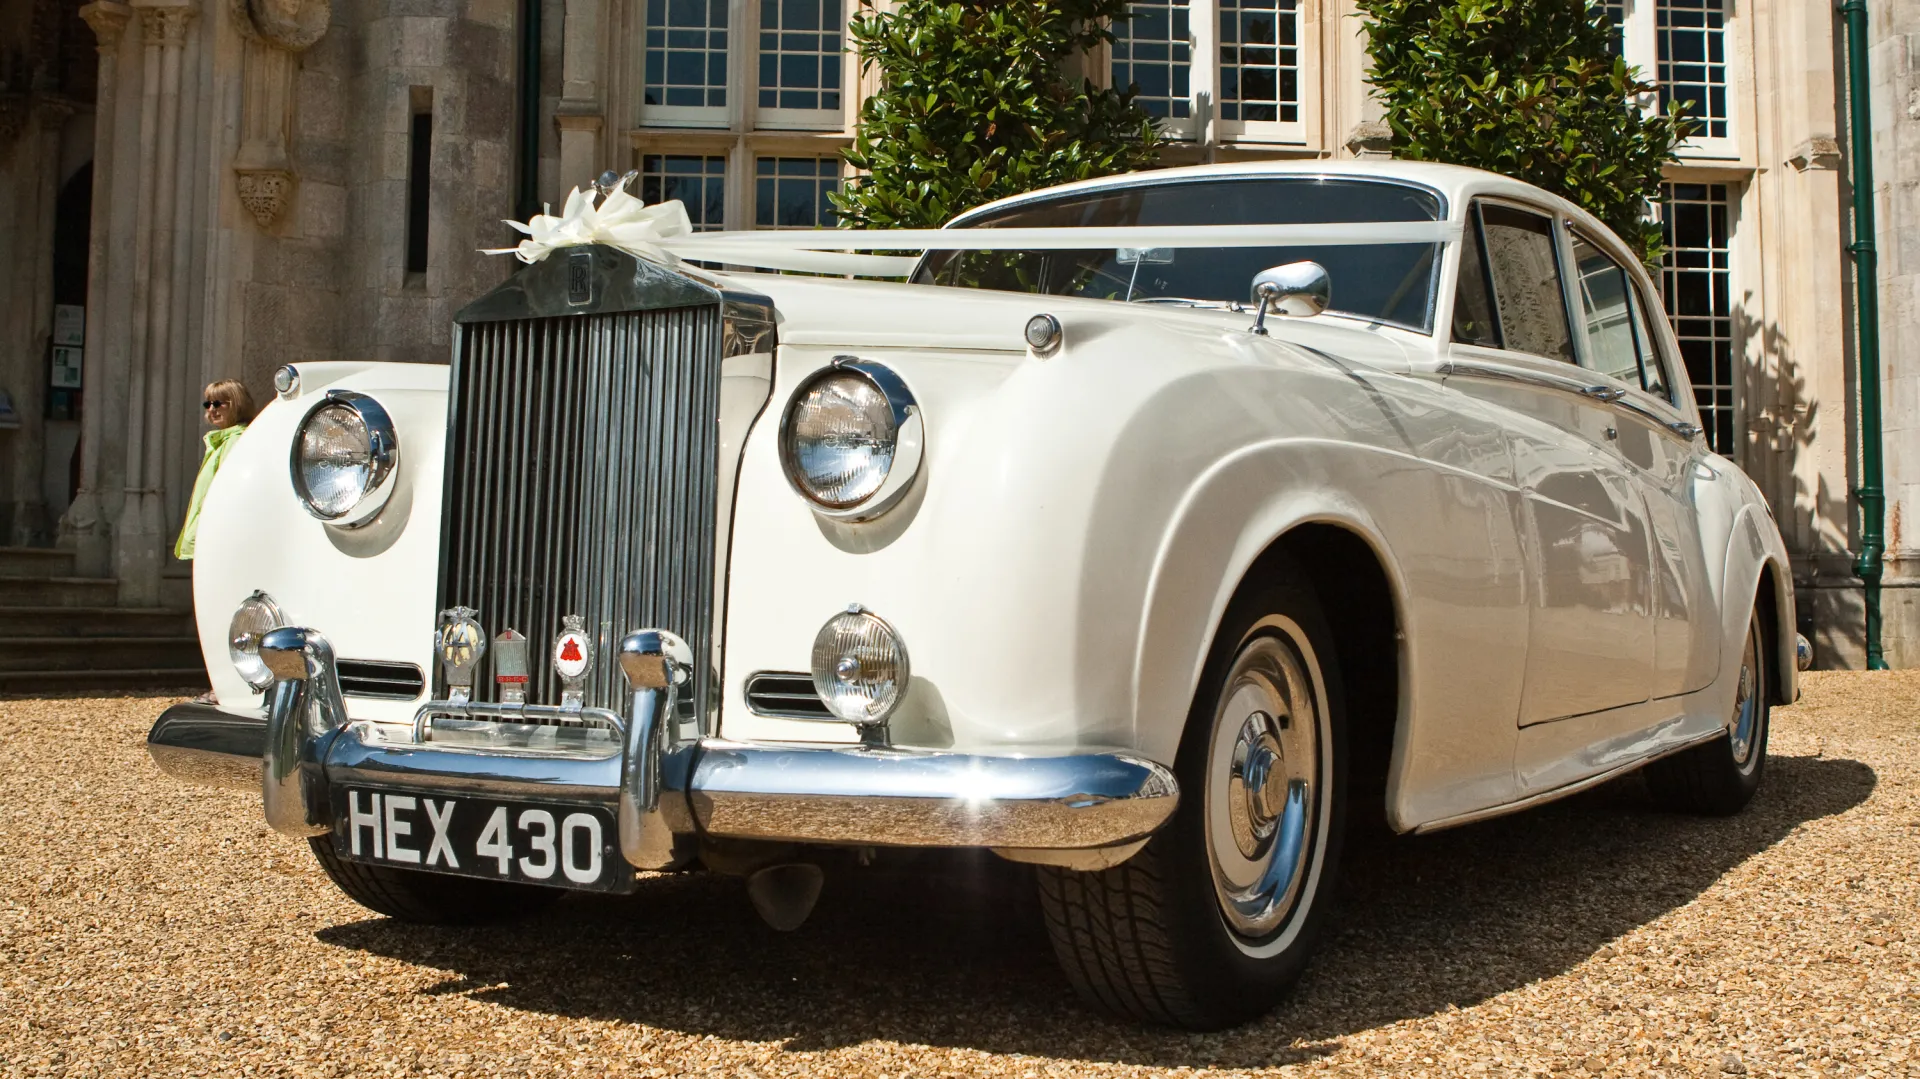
2, 673, 1914, 1078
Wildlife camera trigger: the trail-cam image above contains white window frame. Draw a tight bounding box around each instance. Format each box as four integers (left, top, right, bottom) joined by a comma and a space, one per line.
636, 0, 852, 132
1611, 0, 1739, 160
754, 0, 848, 130
1111, 0, 1311, 146
636, 0, 734, 128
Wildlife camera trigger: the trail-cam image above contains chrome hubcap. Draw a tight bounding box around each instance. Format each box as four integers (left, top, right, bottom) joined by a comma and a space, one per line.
1206, 634, 1320, 940
1728, 622, 1760, 766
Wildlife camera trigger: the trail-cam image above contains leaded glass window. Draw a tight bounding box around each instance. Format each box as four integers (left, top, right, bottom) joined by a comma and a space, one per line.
758, 0, 843, 116
1219, 0, 1299, 124
1661, 182, 1736, 454
1658, 0, 1727, 139
643, 0, 729, 114
642, 154, 728, 230
755, 157, 840, 228
1113, 1, 1190, 120
1602, 0, 1626, 56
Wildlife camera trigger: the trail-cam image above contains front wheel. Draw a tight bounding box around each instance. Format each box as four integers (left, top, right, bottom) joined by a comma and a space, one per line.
1037, 566, 1347, 1029
1644, 607, 1770, 816
308, 837, 564, 924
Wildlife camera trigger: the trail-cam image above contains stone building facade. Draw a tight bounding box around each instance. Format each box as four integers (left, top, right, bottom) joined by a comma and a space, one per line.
0, 0, 1915, 665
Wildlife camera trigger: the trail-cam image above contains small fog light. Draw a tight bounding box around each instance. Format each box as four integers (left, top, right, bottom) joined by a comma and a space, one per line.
810, 606, 910, 725
229, 591, 286, 690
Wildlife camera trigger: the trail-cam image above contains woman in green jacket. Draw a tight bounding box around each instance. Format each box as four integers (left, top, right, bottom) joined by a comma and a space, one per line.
176, 378, 256, 560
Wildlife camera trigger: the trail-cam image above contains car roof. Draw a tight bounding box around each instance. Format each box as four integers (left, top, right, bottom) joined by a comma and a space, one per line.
940, 159, 1640, 274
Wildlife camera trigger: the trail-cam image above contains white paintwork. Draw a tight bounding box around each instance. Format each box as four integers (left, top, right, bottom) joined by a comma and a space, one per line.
187, 161, 1798, 836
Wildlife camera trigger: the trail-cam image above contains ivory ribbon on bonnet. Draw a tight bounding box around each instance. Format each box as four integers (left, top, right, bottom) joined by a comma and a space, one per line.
485, 186, 1464, 278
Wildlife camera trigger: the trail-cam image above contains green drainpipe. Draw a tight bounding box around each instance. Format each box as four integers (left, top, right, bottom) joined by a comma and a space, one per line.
1841, 0, 1890, 669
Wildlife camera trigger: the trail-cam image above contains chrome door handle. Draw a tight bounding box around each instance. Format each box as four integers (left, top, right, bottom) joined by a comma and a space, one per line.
1666, 421, 1703, 439
1579, 385, 1628, 402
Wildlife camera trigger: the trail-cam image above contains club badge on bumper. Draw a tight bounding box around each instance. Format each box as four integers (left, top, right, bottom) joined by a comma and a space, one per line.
553, 615, 594, 709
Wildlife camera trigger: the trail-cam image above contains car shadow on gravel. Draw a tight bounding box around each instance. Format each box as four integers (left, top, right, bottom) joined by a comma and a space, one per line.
318, 753, 1874, 1068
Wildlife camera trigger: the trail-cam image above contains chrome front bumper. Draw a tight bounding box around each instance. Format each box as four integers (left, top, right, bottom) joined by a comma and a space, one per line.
147, 627, 1179, 872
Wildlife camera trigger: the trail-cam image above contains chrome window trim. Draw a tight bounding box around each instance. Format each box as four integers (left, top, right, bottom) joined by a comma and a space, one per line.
938, 172, 1450, 232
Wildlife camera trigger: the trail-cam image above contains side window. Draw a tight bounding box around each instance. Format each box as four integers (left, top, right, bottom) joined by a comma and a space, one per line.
1627, 287, 1675, 401
1478, 204, 1576, 363
1568, 230, 1644, 385
1568, 227, 1679, 404
1451, 206, 1501, 348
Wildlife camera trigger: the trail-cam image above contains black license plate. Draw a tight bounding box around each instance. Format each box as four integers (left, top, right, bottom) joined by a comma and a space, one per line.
331, 788, 633, 893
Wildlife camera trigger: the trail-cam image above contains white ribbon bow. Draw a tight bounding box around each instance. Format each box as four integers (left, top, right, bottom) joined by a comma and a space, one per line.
483, 185, 693, 265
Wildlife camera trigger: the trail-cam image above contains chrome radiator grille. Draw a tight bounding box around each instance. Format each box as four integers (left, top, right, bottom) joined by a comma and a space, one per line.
438, 306, 723, 715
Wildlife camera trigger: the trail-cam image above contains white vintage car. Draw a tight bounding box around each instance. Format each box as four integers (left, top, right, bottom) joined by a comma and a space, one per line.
149, 161, 1802, 1029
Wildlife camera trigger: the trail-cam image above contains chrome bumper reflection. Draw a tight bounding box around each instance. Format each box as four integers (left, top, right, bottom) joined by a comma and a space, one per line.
146, 628, 1180, 868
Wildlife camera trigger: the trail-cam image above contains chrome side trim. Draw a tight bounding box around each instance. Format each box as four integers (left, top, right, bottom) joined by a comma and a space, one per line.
1440, 356, 1619, 402
1611, 392, 1703, 441
146, 702, 266, 792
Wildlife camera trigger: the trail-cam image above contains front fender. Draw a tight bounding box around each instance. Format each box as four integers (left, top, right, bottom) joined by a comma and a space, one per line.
192, 362, 448, 718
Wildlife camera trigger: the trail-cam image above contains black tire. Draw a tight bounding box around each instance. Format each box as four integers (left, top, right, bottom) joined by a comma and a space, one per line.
1644, 606, 1770, 815
1037, 557, 1348, 1029
308, 837, 564, 924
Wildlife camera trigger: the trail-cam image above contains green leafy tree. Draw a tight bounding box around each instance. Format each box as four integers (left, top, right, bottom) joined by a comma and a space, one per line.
831, 0, 1163, 230
1356, 0, 1693, 264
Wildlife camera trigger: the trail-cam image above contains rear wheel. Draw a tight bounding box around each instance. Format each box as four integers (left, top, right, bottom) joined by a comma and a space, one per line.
308, 838, 563, 924
1037, 563, 1348, 1029
1644, 607, 1770, 815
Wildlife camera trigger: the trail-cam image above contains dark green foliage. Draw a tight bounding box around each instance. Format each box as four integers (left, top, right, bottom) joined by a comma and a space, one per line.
1356, 0, 1692, 264
831, 0, 1163, 230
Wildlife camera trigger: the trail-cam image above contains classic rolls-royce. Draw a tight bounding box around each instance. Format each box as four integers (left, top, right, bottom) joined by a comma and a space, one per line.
147, 161, 1802, 1030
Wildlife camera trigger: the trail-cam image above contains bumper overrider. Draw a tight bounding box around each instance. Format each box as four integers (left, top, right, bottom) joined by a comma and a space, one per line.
147, 626, 1180, 877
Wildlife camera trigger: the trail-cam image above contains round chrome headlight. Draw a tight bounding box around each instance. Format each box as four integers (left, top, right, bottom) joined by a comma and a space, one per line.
810, 606, 910, 725
779, 361, 924, 520
291, 390, 398, 526
228, 591, 286, 691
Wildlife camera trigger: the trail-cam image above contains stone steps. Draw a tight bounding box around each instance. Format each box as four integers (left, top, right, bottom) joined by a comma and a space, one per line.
0, 606, 197, 637
0, 667, 209, 696
0, 636, 205, 672
0, 546, 77, 577
0, 547, 207, 694
0, 575, 121, 607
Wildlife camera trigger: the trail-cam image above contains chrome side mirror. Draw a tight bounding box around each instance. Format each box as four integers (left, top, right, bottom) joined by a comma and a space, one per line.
1248, 261, 1331, 335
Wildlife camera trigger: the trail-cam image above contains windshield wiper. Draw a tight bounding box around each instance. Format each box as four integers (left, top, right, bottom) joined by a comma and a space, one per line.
1128, 296, 1247, 312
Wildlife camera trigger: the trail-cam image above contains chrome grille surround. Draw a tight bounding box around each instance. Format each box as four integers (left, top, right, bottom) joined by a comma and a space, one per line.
440, 246, 775, 723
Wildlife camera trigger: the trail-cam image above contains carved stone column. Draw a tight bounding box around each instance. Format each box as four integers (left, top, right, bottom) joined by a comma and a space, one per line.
114, 0, 196, 606
60, 1, 133, 575
230, 0, 329, 230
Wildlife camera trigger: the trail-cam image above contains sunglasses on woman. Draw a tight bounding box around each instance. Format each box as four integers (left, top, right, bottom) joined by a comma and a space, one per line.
203, 400, 229, 410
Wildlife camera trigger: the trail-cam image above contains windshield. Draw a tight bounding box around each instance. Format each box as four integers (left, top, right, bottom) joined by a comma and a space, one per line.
913, 177, 1447, 332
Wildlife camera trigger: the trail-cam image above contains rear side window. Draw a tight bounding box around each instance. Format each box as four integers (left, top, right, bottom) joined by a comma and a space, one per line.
1478, 204, 1575, 363
1568, 229, 1676, 402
